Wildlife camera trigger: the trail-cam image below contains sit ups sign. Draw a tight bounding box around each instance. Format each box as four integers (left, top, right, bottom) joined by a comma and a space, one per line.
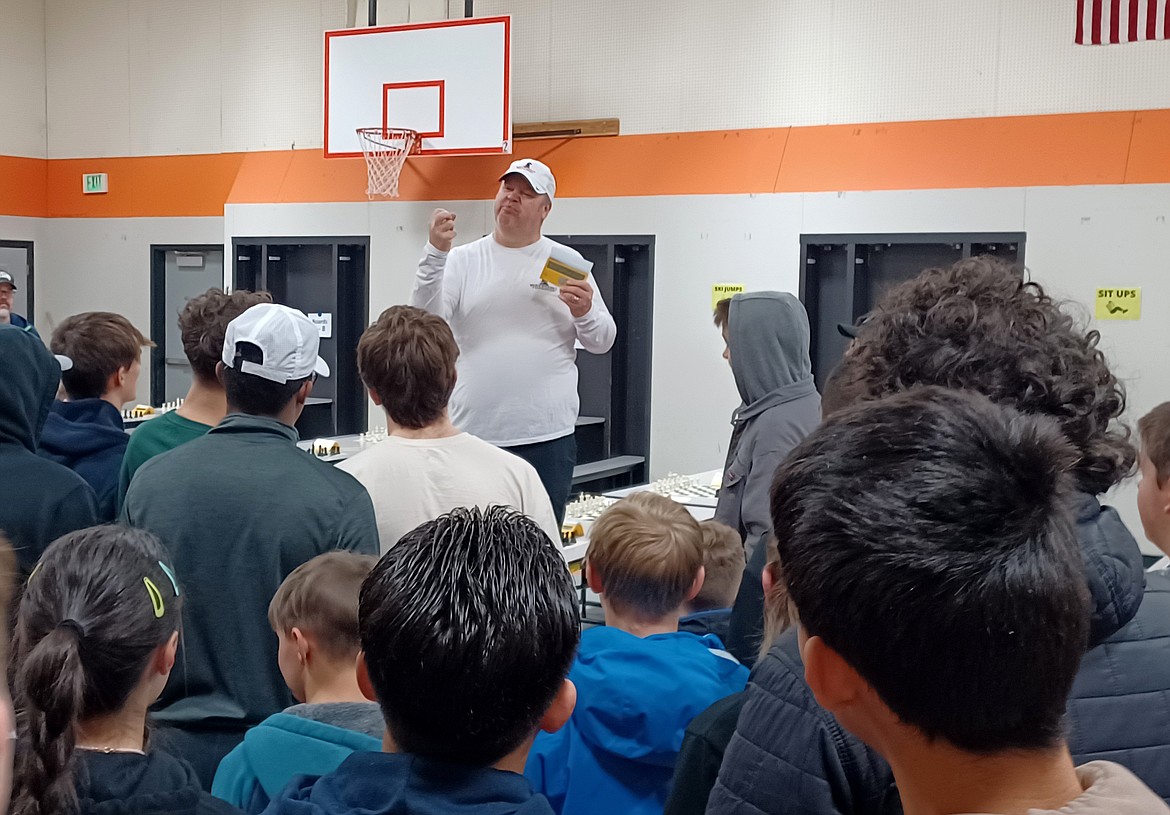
1095, 287, 1141, 321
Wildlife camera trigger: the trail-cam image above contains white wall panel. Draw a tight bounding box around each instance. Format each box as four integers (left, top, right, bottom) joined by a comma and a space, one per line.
0, 0, 48, 157
45, 0, 131, 158
33, 0, 1170, 157
220, 0, 346, 153
126, 0, 222, 156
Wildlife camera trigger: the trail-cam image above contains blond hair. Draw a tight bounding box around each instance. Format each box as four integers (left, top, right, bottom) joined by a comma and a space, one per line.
587, 492, 703, 618
690, 520, 744, 611
268, 551, 379, 662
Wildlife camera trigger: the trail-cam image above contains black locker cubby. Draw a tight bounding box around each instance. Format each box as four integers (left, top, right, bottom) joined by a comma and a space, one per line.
800, 233, 1025, 388
232, 237, 369, 438
552, 235, 655, 495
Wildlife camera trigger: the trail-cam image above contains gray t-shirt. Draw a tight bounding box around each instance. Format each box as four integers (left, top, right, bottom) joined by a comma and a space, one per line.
284, 701, 385, 741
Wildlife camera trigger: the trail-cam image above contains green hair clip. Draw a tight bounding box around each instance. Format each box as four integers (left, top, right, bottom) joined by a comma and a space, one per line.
143, 577, 165, 618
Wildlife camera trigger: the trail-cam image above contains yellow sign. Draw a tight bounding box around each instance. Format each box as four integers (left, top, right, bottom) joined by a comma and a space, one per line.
712, 284, 745, 310
1095, 287, 1141, 321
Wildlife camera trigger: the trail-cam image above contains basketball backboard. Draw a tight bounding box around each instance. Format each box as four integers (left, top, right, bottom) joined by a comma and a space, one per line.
325, 16, 511, 158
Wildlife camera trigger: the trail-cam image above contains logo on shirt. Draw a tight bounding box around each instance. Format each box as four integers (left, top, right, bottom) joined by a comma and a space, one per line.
530, 281, 557, 293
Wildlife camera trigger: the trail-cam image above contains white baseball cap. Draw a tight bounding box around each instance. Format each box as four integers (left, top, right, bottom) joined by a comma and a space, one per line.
221, 303, 330, 383
500, 158, 556, 201
0, 270, 16, 289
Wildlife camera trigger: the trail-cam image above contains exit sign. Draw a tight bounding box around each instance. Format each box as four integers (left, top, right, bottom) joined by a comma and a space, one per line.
82, 173, 108, 194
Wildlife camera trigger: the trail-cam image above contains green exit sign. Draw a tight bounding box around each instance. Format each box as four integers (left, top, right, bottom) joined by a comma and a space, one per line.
82, 173, 108, 194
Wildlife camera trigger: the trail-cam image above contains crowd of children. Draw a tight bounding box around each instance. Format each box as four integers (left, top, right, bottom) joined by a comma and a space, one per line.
3, 250, 1170, 815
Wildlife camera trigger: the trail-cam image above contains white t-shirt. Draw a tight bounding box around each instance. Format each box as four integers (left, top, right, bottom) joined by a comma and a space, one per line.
411, 235, 617, 446
337, 432, 561, 552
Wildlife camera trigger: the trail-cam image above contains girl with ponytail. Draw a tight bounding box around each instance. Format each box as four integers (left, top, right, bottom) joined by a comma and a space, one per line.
11, 526, 240, 815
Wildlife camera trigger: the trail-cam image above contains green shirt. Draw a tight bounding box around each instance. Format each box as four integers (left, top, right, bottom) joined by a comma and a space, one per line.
118, 410, 212, 507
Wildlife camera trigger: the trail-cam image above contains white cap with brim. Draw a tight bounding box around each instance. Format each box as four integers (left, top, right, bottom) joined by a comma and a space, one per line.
0, 270, 16, 290
221, 303, 330, 383
500, 158, 556, 202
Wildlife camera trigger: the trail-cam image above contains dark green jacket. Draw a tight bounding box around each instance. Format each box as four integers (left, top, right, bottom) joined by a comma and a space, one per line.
120, 414, 379, 731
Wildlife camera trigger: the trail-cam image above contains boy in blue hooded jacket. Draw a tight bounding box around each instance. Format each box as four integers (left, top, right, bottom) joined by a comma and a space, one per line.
213, 552, 382, 812
259, 506, 580, 815
525, 492, 749, 815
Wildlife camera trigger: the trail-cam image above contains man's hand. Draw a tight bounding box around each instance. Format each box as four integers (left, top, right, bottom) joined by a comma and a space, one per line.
429, 209, 456, 253
559, 279, 594, 318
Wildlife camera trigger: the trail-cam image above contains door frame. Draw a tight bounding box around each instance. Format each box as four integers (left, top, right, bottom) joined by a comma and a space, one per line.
150, 244, 225, 406
0, 240, 34, 322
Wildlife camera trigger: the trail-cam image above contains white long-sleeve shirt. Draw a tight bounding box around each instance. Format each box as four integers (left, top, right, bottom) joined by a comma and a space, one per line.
411, 234, 617, 446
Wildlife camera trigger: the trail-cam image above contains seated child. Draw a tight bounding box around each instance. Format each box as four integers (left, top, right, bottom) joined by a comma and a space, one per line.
1138, 402, 1170, 561
772, 387, 1169, 815
678, 520, 744, 645
212, 551, 381, 812
262, 506, 580, 815
526, 492, 750, 815
11, 525, 240, 815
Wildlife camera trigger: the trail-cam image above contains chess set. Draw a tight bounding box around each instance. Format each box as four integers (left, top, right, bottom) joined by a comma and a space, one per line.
123, 399, 184, 422
645, 473, 720, 502
305, 426, 390, 461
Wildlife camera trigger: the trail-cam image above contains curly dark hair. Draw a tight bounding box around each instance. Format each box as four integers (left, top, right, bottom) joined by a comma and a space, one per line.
840, 256, 1134, 495
179, 288, 272, 381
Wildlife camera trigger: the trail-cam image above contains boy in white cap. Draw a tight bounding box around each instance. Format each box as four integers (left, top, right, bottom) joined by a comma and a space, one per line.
121, 302, 379, 789
411, 158, 617, 524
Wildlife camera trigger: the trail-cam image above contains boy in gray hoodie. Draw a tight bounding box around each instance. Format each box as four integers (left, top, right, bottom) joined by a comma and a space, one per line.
712, 292, 820, 664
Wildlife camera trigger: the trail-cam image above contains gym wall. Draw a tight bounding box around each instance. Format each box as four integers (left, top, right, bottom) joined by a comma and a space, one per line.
2, 0, 1168, 546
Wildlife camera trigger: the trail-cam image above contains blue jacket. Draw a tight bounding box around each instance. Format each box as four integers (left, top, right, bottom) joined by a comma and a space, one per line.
526, 626, 749, 815
706, 493, 1168, 815
213, 713, 381, 814
261, 751, 555, 815
38, 398, 128, 520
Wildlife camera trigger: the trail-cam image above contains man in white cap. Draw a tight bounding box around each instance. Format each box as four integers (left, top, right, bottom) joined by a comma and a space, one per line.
121, 302, 379, 788
412, 159, 617, 523
0, 270, 38, 337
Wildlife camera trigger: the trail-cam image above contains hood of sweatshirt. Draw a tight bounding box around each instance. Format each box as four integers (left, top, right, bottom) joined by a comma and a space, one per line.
266, 751, 554, 815
39, 399, 128, 463
0, 325, 63, 451
564, 627, 749, 767
727, 292, 817, 421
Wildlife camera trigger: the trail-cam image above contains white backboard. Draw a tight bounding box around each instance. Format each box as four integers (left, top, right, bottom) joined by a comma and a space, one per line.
325, 16, 511, 158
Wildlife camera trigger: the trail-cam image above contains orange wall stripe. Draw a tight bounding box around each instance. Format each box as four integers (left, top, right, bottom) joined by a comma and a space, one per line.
3, 109, 1170, 218
43, 154, 246, 218
0, 155, 48, 217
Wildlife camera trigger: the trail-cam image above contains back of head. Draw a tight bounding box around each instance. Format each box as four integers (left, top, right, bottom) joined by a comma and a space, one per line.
0, 325, 63, 452
220, 303, 325, 418
359, 506, 579, 765
726, 292, 812, 404
843, 256, 1133, 495
691, 520, 744, 611
269, 551, 378, 662
771, 387, 1089, 753
179, 289, 272, 382
588, 492, 704, 619
50, 312, 152, 401
1139, 402, 1170, 488
357, 305, 458, 429
12, 526, 182, 815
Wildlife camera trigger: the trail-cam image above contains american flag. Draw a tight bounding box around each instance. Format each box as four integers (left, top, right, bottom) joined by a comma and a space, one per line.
1076, 0, 1170, 44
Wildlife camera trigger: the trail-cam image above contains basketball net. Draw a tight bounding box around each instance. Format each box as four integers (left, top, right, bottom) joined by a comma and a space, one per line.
356, 127, 419, 199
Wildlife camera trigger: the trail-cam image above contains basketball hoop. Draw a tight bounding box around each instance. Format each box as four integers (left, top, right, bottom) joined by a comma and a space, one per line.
356, 127, 419, 199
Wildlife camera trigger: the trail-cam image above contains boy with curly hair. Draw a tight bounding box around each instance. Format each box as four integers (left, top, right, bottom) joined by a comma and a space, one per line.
712, 257, 1170, 815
